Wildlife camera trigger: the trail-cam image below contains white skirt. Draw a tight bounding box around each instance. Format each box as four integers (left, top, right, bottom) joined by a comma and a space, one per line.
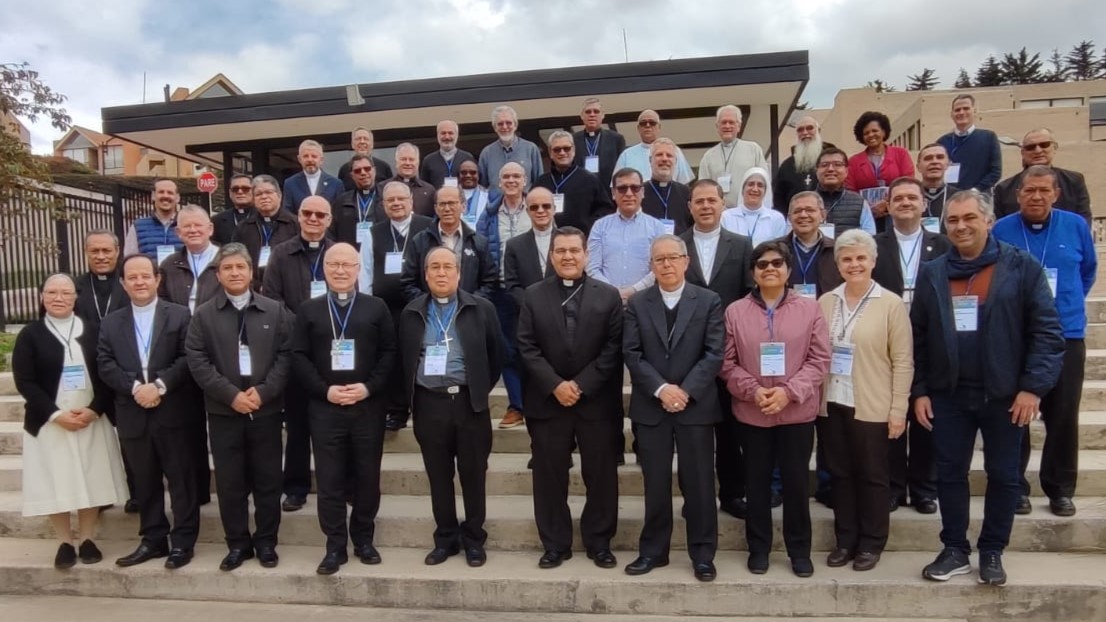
22, 415, 129, 516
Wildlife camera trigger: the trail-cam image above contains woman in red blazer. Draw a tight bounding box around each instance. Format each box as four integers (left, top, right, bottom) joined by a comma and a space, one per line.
846, 111, 914, 223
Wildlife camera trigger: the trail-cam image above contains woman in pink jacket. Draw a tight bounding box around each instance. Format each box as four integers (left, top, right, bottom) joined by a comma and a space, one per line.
720, 240, 831, 578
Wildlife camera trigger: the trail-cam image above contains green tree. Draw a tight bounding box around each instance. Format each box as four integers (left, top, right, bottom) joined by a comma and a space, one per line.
1065, 40, 1099, 80
954, 68, 973, 89
974, 56, 1004, 87
1, 62, 71, 221
906, 68, 939, 91
1042, 49, 1069, 83
864, 79, 896, 93
1000, 47, 1044, 84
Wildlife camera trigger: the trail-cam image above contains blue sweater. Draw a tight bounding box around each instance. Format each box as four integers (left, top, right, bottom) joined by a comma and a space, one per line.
992, 210, 1097, 338
936, 128, 1002, 192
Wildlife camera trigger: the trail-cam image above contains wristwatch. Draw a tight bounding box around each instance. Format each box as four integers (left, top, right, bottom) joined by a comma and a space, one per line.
154, 379, 167, 396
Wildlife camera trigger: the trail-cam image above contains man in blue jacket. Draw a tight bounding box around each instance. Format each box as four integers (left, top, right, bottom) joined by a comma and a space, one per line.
992, 165, 1096, 518
911, 189, 1064, 587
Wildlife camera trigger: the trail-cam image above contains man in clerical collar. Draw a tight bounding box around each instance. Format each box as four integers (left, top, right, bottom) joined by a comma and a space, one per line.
236, 175, 300, 288
587, 168, 667, 304
213, 174, 254, 245
697, 105, 768, 207
158, 205, 221, 313
534, 130, 611, 235
917, 144, 959, 226
477, 105, 544, 188
774, 116, 831, 215
333, 154, 382, 246
641, 138, 692, 235
385, 143, 436, 218
993, 128, 1092, 223
123, 178, 183, 261
935, 94, 1002, 192
338, 127, 393, 190
420, 120, 476, 190
571, 97, 626, 189
815, 148, 877, 235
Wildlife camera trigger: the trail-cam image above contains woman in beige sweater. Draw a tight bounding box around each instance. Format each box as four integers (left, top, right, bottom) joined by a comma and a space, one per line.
818, 229, 913, 572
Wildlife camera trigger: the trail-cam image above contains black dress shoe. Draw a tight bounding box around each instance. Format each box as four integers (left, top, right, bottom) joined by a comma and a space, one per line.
624, 555, 668, 575
826, 548, 854, 567
115, 542, 168, 567
914, 498, 938, 514
282, 494, 306, 512
853, 551, 880, 571
316, 550, 348, 575
693, 561, 716, 582
164, 548, 193, 570
889, 497, 903, 512
747, 552, 769, 575
256, 546, 279, 568
78, 540, 102, 564
123, 499, 140, 514
587, 549, 617, 569
770, 493, 783, 508
384, 413, 407, 431
355, 543, 382, 564
814, 489, 834, 509
424, 547, 459, 565
1049, 497, 1076, 517
1014, 495, 1032, 515
219, 548, 254, 571
538, 550, 572, 569
465, 547, 486, 567
719, 498, 747, 520
55, 543, 77, 569
791, 557, 814, 577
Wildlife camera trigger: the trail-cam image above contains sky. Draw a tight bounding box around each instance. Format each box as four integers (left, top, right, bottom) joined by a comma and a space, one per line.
4, 0, 1102, 154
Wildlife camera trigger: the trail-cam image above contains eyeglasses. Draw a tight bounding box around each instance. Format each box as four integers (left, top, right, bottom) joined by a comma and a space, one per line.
325, 262, 358, 271
528, 204, 553, 212
550, 146, 573, 154
755, 258, 787, 270
436, 201, 462, 208
230, 186, 252, 193
638, 120, 659, 127
301, 210, 330, 220
614, 184, 643, 194
43, 290, 77, 299
817, 161, 846, 169
1021, 141, 1054, 152
351, 166, 374, 174
651, 254, 686, 265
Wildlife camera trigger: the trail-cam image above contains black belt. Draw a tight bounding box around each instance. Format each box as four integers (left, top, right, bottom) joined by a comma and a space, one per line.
417, 385, 467, 396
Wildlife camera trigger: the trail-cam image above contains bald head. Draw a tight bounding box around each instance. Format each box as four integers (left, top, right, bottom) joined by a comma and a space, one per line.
323, 243, 360, 293
526, 187, 555, 230
637, 109, 661, 143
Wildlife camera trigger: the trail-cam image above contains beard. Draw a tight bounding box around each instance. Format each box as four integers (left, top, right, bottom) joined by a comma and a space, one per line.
794, 137, 824, 173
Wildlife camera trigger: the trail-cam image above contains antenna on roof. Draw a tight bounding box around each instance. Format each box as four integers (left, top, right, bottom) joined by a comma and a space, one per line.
142, 72, 147, 104
622, 29, 629, 63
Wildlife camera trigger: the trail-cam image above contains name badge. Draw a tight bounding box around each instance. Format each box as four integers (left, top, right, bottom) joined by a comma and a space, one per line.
385, 252, 404, 275
443, 177, 458, 188
238, 344, 252, 376
717, 174, 732, 193
945, 164, 961, 184
156, 245, 174, 266
660, 218, 676, 235
904, 275, 916, 290
830, 344, 855, 376
462, 214, 478, 229
759, 342, 786, 377
310, 280, 327, 299
424, 344, 448, 376
553, 193, 566, 214
1045, 267, 1058, 298
258, 246, 272, 268
356, 221, 372, 244
819, 223, 836, 239
922, 217, 941, 234
61, 365, 87, 392
584, 155, 600, 174
331, 339, 356, 371
793, 284, 817, 299
953, 295, 978, 332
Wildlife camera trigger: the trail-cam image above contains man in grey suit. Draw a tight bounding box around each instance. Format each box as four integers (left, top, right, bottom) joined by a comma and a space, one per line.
622, 235, 725, 582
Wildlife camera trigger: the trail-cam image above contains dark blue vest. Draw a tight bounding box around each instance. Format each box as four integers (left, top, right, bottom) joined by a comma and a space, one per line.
134, 216, 182, 258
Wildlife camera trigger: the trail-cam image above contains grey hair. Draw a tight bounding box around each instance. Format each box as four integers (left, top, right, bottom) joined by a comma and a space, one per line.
715, 104, 743, 123
649, 137, 678, 157
252, 174, 281, 193
298, 139, 323, 153
650, 234, 688, 256
945, 189, 995, 224
214, 242, 252, 269
491, 105, 518, 125
833, 229, 878, 263
382, 181, 413, 198
1022, 127, 1056, 144
395, 142, 420, 158
177, 204, 210, 221
545, 130, 573, 146
581, 97, 601, 110
84, 228, 119, 248
789, 190, 825, 212
499, 161, 528, 185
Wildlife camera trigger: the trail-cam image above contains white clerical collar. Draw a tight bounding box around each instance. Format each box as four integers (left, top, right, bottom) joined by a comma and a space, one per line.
334, 291, 353, 301
132, 299, 157, 314
652, 179, 670, 187
693, 226, 721, 240
228, 290, 251, 310
955, 125, 976, 137
433, 295, 455, 304
304, 239, 322, 249
894, 226, 923, 242
95, 274, 109, 281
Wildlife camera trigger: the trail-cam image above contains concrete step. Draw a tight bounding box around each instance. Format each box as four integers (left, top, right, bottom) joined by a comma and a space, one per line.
0, 373, 12, 397
1087, 298, 1106, 323
0, 539, 1100, 620
1, 492, 1102, 553
0, 596, 969, 622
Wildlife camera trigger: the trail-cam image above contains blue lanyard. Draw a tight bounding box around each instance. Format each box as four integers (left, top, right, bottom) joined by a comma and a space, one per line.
466, 192, 478, 216
766, 306, 777, 341
585, 134, 600, 156
189, 250, 207, 279
1019, 212, 1054, 268
745, 212, 761, 239
357, 191, 376, 222
553, 166, 578, 193
328, 294, 356, 340
310, 246, 325, 281
261, 220, 275, 246
950, 134, 968, 157
444, 158, 455, 176
792, 237, 818, 283
162, 222, 172, 245
899, 233, 923, 275
869, 156, 882, 182
649, 182, 672, 219
134, 318, 153, 363
430, 300, 457, 344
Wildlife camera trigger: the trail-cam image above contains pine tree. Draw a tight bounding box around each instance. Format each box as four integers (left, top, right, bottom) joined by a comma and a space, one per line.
974, 56, 1004, 87
1065, 40, 1098, 80
954, 68, 973, 89
906, 68, 939, 91
1001, 48, 1044, 84
864, 79, 896, 93
1042, 49, 1068, 83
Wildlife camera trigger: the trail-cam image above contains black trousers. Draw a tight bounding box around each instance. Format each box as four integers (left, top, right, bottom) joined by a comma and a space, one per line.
714, 382, 744, 502
121, 424, 200, 551
384, 307, 411, 419
636, 418, 716, 562
1020, 338, 1085, 499
528, 412, 618, 554
208, 413, 283, 550
413, 387, 492, 550
309, 405, 386, 554
283, 387, 312, 497
742, 420, 814, 559
889, 397, 936, 503
193, 413, 212, 505
821, 404, 890, 554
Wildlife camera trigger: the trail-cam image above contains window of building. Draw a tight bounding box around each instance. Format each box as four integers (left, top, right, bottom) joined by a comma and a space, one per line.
62, 148, 88, 165
1020, 97, 1084, 109
103, 145, 123, 173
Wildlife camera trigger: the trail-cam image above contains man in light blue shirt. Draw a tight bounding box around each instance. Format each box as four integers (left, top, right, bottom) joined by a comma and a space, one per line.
477, 105, 544, 188
587, 168, 666, 303
614, 110, 695, 185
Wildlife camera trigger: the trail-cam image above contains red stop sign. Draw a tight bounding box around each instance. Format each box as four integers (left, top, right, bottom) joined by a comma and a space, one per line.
197, 171, 218, 194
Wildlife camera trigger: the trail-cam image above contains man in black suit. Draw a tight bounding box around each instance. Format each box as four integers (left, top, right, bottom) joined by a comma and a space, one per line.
623, 235, 725, 582
680, 179, 754, 520
185, 243, 294, 571
213, 174, 254, 245
399, 247, 504, 568
97, 254, 200, 570
503, 188, 556, 307
234, 175, 299, 289
332, 154, 384, 245
292, 243, 398, 575
572, 97, 626, 189
873, 177, 951, 515
517, 226, 623, 569
535, 130, 612, 235
367, 181, 434, 432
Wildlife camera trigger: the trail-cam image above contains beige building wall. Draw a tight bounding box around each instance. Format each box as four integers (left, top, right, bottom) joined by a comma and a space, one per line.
780, 80, 1106, 216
